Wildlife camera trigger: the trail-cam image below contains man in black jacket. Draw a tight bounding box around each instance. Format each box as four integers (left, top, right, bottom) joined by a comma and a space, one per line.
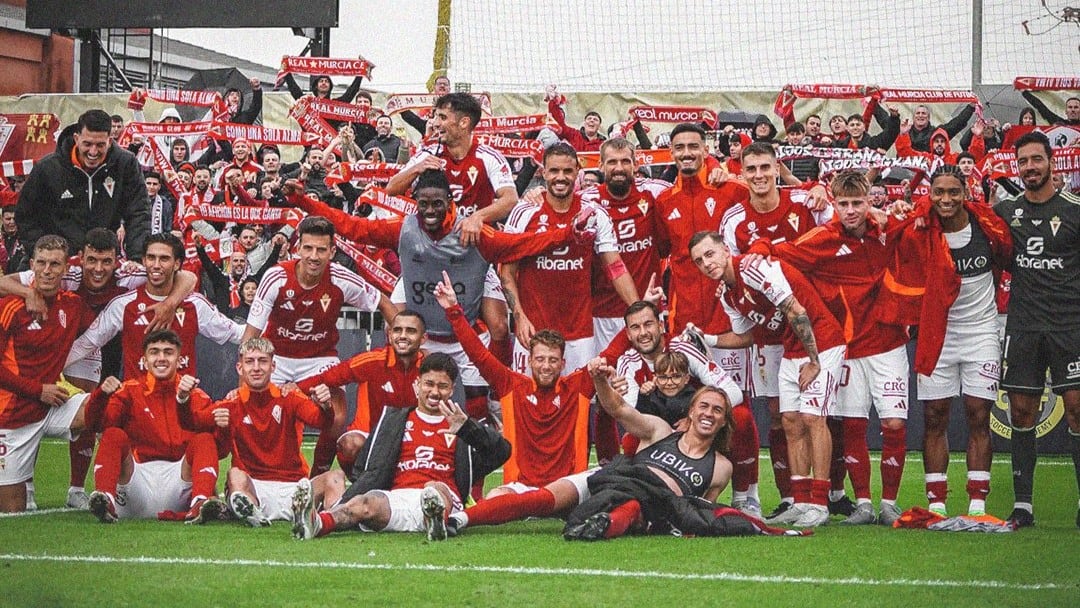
291, 353, 510, 541
906, 103, 977, 153
15, 109, 149, 267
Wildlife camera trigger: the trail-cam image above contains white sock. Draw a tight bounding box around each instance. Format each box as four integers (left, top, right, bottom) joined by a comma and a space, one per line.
829, 490, 846, 502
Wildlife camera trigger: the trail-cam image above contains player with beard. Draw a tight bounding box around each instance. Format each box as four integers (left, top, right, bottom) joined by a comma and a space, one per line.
387, 92, 517, 366
290, 310, 429, 475
719, 142, 831, 518
993, 131, 1080, 528
579, 138, 669, 348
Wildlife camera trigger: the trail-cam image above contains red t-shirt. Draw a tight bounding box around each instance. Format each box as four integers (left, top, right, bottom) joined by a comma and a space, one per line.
391, 409, 458, 492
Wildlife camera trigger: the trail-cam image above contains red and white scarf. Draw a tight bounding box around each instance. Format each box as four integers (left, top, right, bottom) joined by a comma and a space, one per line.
275, 56, 375, 87
629, 105, 717, 127
1013, 76, 1080, 91
288, 97, 338, 145
333, 236, 398, 293
128, 89, 229, 121
308, 98, 374, 124
475, 114, 554, 134
475, 133, 545, 163
356, 187, 417, 216
385, 93, 493, 116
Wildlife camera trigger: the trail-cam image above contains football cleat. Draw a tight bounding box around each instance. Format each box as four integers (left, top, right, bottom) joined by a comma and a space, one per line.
1006, 507, 1035, 529
66, 488, 91, 510
229, 492, 271, 527
564, 512, 611, 541
420, 486, 447, 542
793, 505, 829, 528
765, 501, 793, 520
840, 502, 876, 525
765, 502, 808, 526
828, 495, 856, 517
185, 496, 225, 525
291, 478, 321, 540
877, 502, 902, 526
89, 491, 118, 524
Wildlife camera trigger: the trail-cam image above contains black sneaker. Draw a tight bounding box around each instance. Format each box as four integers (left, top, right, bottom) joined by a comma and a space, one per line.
564, 513, 611, 541
829, 495, 857, 516
1006, 507, 1035, 529
765, 501, 792, 520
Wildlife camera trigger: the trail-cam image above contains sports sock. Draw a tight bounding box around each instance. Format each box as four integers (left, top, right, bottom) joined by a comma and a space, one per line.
810, 479, 830, 507
1010, 426, 1037, 505
463, 488, 557, 527
604, 500, 642, 539
317, 512, 335, 537
594, 408, 620, 464
1069, 430, 1080, 496
93, 427, 130, 495
186, 433, 220, 501
841, 417, 871, 500
925, 472, 948, 505
489, 336, 513, 367
69, 432, 96, 488
767, 427, 791, 499
729, 405, 759, 493
880, 425, 906, 502
827, 417, 847, 492
790, 476, 811, 505
310, 431, 339, 477
966, 470, 990, 503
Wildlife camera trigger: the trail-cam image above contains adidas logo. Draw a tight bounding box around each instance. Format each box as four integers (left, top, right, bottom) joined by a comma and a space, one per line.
382, 381, 394, 393
134, 315, 150, 326
26, 320, 42, 330
666, 208, 682, 221
835, 244, 852, 257
281, 301, 295, 311
843, 455, 860, 464
60, 190, 74, 199
199, 466, 219, 478
881, 457, 900, 467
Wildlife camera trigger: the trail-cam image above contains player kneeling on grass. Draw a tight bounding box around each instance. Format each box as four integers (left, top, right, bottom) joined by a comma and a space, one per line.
180, 338, 334, 527
84, 330, 224, 524
290, 353, 510, 541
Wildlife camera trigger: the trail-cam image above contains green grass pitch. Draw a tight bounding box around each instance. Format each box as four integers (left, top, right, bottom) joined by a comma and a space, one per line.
2, 440, 1077, 607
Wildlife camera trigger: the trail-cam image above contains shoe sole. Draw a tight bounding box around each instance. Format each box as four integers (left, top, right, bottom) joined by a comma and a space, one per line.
291, 479, 316, 540
421, 488, 447, 542
186, 497, 225, 525
89, 493, 117, 524
230, 494, 270, 527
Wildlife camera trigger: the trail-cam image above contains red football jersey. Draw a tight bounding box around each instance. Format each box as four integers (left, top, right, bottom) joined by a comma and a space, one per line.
0, 292, 93, 428
66, 289, 242, 380
390, 409, 458, 493
207, 384, 331, 483
581, 178, 669, 318
97, 375, 215, 463
297, 347, 423, 434
722, 258, 846, 358
247, 260, 380, 359
504, 194, 620, 340
403, 141, 515, 219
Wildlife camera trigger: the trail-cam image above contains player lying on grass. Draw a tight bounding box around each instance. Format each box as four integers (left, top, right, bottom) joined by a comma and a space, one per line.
290, 353, 510, 540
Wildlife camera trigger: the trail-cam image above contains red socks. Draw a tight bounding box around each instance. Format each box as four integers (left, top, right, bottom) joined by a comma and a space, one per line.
464, 488, 557, 527
317, 512, 335, 537
842, 417, 871, 500
93, 427, 130, 496
790, 476, 811, 505
69, 432, 96, 488
604, 500, 642, 539
880, 425, 906, 502
767, 427, 790, 498
185, 432, 220, 501
810, 479, 830, 507
966, 473, 990, 502
729, 404, 759, 492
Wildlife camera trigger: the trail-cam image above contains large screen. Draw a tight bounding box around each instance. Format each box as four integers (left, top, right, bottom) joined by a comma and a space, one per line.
26, 0, 339, 29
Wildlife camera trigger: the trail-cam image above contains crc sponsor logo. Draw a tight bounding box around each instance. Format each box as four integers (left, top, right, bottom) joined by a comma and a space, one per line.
410, 280, 465, 305
991, 385, 1065, 439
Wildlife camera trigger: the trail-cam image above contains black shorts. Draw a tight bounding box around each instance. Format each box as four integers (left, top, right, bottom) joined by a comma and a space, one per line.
1001, 327, 1080, 393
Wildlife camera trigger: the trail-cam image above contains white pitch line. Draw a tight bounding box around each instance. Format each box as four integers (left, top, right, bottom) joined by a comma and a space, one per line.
0, 507, 78, 518
0, 553, 1071, 591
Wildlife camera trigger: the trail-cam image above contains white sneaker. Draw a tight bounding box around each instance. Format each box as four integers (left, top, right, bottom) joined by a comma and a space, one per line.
793, 505, 829, 528
291, 478, 320, 540
766, 502, 808, 525
66, 488, 90, 510
877, 502, 902, 526
420, 486, 447, 541
230, 492, 271, 527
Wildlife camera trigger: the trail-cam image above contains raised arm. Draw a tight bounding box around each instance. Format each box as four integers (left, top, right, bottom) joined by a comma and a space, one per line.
281, 180, 401, 249
589, 358, 670, 445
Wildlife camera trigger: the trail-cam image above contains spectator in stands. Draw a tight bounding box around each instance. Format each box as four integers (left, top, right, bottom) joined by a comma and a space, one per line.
752, 114, 779, 143
805, 114, 830, 146
225, 78, 264, 125
229, 277, 259, 323
833, 108, 900, 151
0, 201, 25, 274
347, 91, 377, 148
546, 85, 605, 152
962, 118, 1002, 153
1001, 108, 1038, 150
219, 138, 262, 188
284, 148, 330, 201
170, 139, 190, 169
15, 109, 149, 265
828, 115, 848, 140
1021, 91, 1080, 126
109, 115, 124, 142
868, 182, 889, 209
782, 123, 820, 182
282, 57, 367, 104
258, 148, 283, 186
329, 124, 365, 163
402, 75, 452, 139
145, 172, 177, 235
363, 115, 405, 163
906, 103, 977, 153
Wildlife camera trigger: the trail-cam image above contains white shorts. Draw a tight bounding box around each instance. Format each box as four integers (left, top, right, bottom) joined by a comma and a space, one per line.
272, 355, 340, 386
64, 349, 102, 383
0, 392, 87, 485
497, 468, 598, 505
917, 327, 1001, 401
709, 346, 753, 394
512, 336, 596, 375
250, 478, 299, 521
363, 487, 464, 532
425, 331, 490, 387
755, 344, 785, 398
834, 345, 910, 420
116, 458, 192, 519
592, 317, 624, 354
778, 345, 846, 416
390, 267, 505, 304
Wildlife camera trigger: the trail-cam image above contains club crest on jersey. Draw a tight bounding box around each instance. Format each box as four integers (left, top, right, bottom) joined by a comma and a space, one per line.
103, 176, 115, 198
272, 405, 282, 424
637, 199, 649, 216
58, 309, 67, 328
467, 165, 479, 185
1050, 216, 1062, 236
787, 212, 801, 232
441, 431, 457, 448
174, 308, 186, 326
286, 289, 295, 299
705, 197, 716, 216
320, 293, 332, 312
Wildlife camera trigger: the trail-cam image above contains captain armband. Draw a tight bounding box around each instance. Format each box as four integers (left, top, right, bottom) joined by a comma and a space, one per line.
604, 258, 629, 281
